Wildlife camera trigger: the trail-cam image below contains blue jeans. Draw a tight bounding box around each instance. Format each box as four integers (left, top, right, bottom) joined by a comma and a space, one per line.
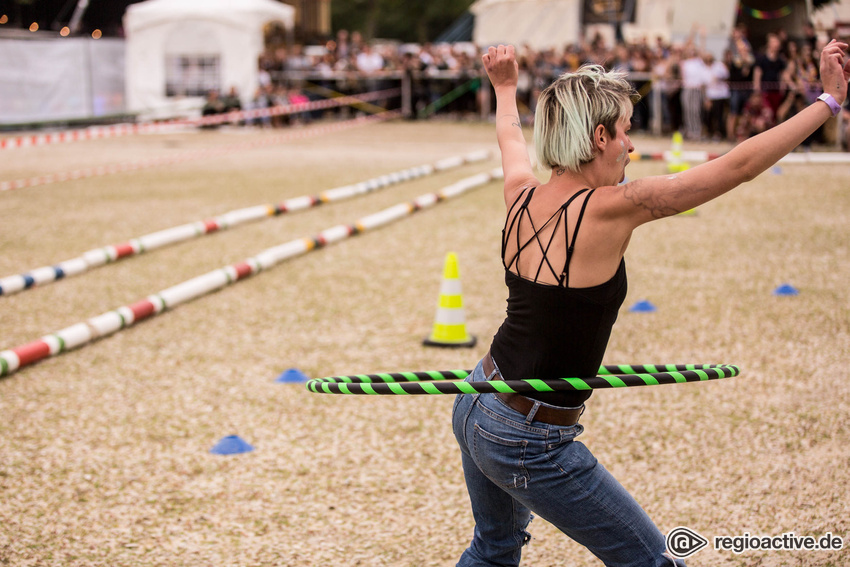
452, 357, 684, 567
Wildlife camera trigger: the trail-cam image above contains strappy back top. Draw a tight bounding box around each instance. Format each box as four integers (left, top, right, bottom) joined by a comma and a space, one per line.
502, 186, 596, 287
489, 187, 628, 407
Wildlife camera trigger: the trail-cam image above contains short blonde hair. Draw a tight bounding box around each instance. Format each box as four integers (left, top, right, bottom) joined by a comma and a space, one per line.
533, 64, 637, 172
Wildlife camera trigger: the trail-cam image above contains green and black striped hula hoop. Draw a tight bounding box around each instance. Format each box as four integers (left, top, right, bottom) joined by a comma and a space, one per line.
306, 363, 741, 395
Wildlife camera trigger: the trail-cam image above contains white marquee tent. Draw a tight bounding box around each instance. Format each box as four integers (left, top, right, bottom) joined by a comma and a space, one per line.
471, 0, 582, 51
124, 0, 294, 116
470, 0, 739, 54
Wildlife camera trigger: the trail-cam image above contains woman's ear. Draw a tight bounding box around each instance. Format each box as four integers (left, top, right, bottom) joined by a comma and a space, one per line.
593, 124, 608, 153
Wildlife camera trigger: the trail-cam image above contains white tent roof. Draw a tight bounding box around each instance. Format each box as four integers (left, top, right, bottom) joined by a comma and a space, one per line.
124, 0, 294, 117
125, 0, 294, 31
470, 0, 738, 53
811, 0, 850, 32
471, 0, 582, 50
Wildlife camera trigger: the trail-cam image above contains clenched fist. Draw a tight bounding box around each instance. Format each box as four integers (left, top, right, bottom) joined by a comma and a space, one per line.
482, 44, 519, 90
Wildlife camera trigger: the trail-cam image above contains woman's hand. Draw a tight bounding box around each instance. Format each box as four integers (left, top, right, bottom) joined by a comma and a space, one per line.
820, 39, 849, 104
482, 45, 519, 90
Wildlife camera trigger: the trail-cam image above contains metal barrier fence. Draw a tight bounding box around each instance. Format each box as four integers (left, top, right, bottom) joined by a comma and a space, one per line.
274, 69, 845, 148
272, 69, 488, 121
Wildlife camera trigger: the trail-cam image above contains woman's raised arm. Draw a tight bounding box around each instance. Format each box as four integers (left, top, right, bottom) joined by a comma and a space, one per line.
482, 45, 538, 204
610, 40, 849, 226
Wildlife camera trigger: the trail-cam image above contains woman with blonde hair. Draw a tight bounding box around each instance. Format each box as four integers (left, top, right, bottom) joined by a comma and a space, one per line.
452, 41, 848, 566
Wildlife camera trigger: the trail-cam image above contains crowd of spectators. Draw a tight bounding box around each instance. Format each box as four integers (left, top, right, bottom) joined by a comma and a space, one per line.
253, 29, 483, 121
217, 25, 847, 148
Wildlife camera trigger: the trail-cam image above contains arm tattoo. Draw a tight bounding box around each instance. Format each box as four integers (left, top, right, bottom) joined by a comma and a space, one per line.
622, 179, 687, 219
498, 113, 522, 128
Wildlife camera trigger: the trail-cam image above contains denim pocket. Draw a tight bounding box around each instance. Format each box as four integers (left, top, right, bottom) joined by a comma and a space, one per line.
545, 423, 584, 450
472, 422, 530, 489
475, 422, 528, 448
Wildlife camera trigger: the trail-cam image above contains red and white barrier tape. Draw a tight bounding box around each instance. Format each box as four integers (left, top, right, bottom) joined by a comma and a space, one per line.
0, 110, 401, 192
629, 151, 724, 162
0, 88, 401, 151
629, 150, 850, 163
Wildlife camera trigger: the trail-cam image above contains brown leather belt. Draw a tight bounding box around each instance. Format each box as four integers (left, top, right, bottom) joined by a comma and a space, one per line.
482, 351, 583, 426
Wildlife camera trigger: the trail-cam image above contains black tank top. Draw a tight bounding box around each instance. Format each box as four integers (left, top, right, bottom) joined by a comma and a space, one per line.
489, 187, 628, 407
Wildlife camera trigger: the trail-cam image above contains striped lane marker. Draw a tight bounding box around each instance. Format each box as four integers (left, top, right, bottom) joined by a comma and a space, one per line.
0, 149, 490, 296
0, 168, 502, 377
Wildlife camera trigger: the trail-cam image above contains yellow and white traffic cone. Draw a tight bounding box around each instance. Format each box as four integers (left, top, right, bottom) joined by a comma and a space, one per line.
423, 252, 476, 348
667, 131, 696, 215
667, 131, 691, 173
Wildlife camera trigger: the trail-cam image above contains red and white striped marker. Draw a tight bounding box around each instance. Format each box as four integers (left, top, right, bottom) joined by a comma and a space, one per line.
0, 149, 491, 296
0, 168, 503, 377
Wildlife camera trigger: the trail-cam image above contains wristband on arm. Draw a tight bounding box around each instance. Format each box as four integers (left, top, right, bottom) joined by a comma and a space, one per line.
817, 92, 841, 116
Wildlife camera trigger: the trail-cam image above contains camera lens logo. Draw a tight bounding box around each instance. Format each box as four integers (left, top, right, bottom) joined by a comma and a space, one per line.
666, 526, 709, 558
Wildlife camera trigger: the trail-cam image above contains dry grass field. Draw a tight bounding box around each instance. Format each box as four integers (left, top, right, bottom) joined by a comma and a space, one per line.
0, 120, 848, 566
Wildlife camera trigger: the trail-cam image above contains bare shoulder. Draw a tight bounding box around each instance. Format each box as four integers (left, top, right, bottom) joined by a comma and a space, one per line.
618, 177, 684, 220
503, 175, 540, 207
589, 175, 694, 226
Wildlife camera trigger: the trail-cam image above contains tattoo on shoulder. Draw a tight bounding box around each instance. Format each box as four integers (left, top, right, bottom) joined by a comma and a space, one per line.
621, 179, 684, 219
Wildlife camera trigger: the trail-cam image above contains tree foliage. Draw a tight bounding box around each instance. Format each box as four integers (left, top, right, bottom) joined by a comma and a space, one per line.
331, 0, 475, 43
